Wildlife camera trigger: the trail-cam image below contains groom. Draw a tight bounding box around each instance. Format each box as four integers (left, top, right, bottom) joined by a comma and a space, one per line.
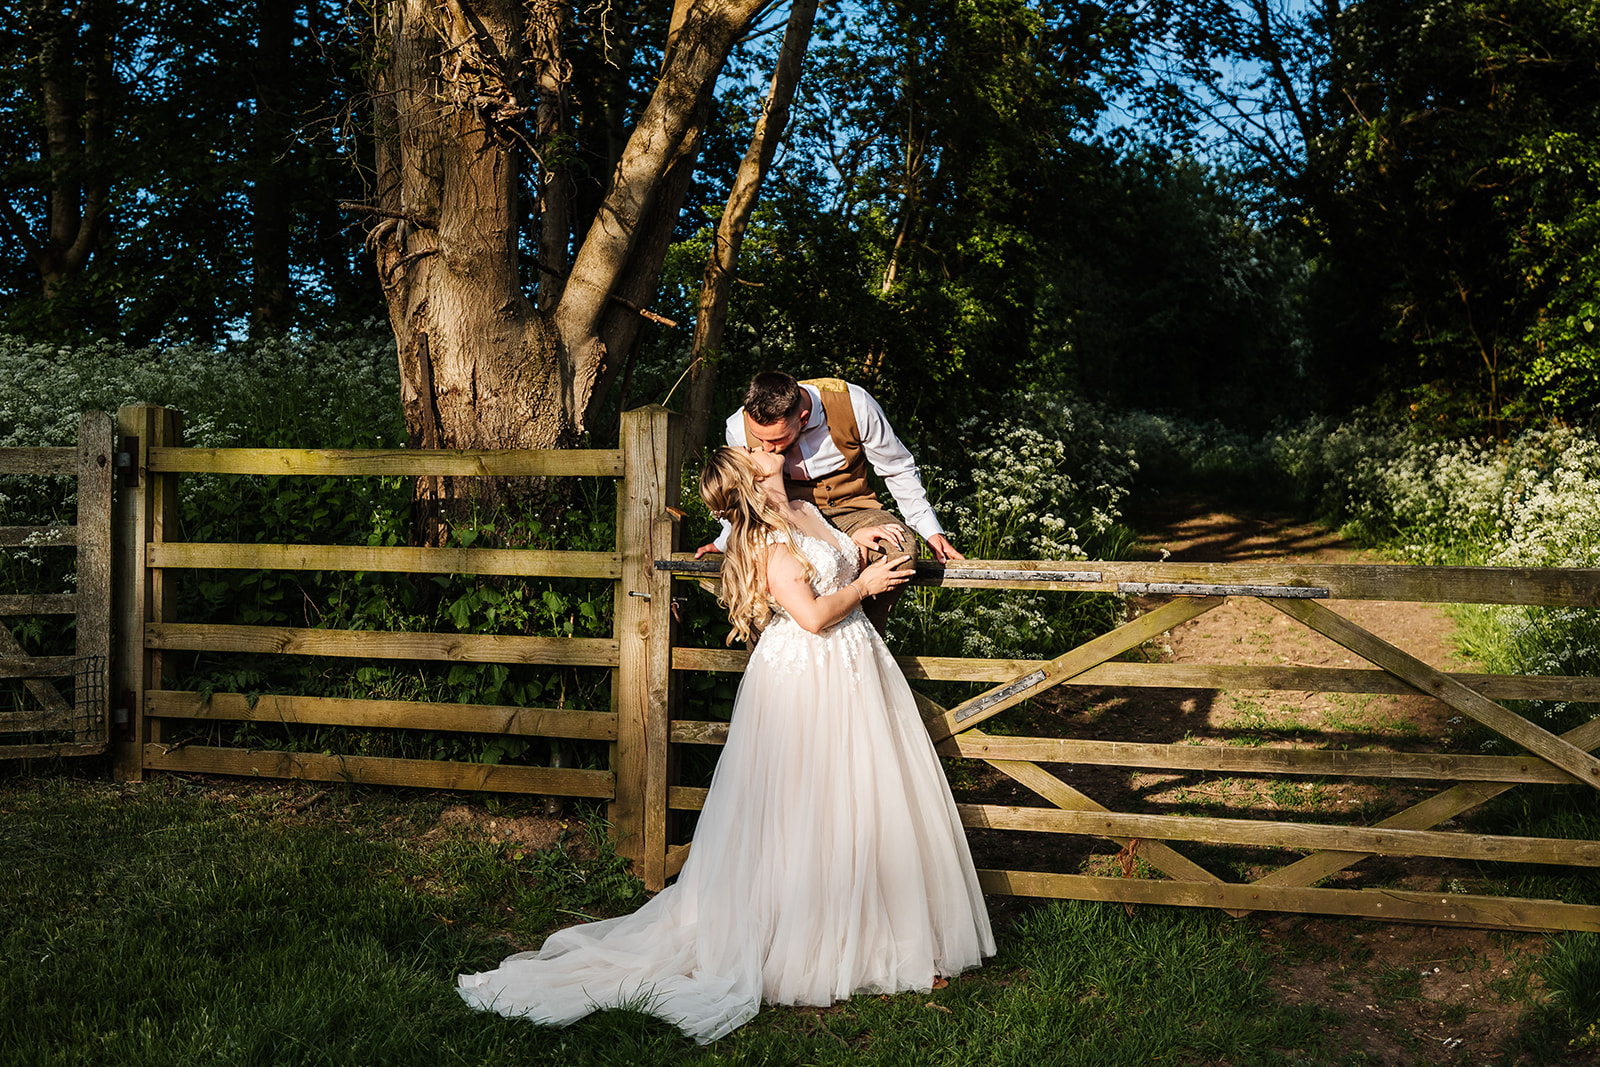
696, 371, 963, 633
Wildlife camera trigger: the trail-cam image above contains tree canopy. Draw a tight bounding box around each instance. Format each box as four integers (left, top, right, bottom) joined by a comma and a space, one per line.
2, 0, 1597, 442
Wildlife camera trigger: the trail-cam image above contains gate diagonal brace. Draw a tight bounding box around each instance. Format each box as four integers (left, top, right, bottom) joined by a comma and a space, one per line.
1269, 597, 1600, 793
926, 596, 1227, 744
909, 685, 1231, 892
1254, 712, 1600, 893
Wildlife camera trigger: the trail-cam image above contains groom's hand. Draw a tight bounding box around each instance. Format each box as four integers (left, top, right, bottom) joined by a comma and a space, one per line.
694, 542, 721, 559
927, 534, 964, 563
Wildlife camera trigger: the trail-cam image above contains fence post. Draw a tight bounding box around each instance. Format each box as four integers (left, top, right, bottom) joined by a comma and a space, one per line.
75, 412, 114, 746
614, 405, 683, 890
111, 404, 181, 781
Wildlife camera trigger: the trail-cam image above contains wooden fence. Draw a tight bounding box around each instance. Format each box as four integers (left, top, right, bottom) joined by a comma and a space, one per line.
109, 403, 681, 874
657, 558, 1600, 932
0, 412, 113, 758
6, 403, 1600, 931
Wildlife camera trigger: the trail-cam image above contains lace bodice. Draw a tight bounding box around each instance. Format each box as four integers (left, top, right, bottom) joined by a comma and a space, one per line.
753, 506, 872, 679
782, 513, 860, 596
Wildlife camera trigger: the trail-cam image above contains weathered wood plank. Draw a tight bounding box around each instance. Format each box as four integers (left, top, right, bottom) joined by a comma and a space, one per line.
0, 447, 75, 475
926, 597, 1226, 743
146, 690, 619, 740
1255, 715, 1600, 890
0, 706, 73, 731
664, 555, 1600, 605
145, 623, 621, 666
0, 525, 78, 548
1075, 662, 1600, 703
939, 733, 1597, 785
670, 646, 1600, 701
0, 594, 77, 617
669, 784, 709, 809
665, 843, 690, 879
0, 624, 75, 725
1118, 582, 1328, 598
973, 870, 1600, 932
669, 719, 730, 745
643, 410, 682, 893
148, 541, 621, 579
0, 655, 78, 678
957, 802, 1600, 866
148, 446, 625, 478
142, 744, 615, 797
1271, 598, 1600, 792
113, 405, 159, 779
0, 741, 108, 760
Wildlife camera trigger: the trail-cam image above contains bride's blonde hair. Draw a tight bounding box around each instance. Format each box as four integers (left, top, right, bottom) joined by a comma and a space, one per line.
699, 447, 814, 644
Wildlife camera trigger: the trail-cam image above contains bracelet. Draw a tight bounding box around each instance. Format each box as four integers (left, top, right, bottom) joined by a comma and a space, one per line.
851, 581, 864, 603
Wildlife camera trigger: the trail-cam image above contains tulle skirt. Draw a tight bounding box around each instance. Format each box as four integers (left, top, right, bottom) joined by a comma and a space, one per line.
457, 610, 994, 1043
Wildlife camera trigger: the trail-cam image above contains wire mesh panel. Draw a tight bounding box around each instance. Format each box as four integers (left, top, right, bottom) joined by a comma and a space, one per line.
0, 655, 106, 752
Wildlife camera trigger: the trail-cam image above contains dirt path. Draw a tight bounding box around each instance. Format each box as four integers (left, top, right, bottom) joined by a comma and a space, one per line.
959, 495, 1567, 1066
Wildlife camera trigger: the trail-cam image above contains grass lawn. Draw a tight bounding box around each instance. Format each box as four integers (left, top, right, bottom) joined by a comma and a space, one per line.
0, 772, 1590, 1066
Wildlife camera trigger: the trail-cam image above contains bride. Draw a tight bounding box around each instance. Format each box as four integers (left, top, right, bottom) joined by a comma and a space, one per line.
457, 446, 994, 1043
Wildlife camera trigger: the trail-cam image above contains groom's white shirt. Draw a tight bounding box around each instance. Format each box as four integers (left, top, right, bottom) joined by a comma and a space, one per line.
713, 382, 945, 552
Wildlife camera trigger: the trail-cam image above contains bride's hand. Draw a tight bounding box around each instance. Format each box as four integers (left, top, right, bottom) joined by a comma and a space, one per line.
853, 554, 911, 598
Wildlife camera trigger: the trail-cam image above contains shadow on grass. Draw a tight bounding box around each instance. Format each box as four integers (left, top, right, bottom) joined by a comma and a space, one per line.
0, 773, 1584, 1066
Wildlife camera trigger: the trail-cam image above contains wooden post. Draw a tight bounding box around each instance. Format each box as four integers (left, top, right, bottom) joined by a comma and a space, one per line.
75, 412, 114, 744
112, 405, 181, 780
613, 406, 683, 889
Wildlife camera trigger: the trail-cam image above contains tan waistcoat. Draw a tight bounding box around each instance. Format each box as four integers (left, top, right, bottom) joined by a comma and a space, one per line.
784, 378, 881, 513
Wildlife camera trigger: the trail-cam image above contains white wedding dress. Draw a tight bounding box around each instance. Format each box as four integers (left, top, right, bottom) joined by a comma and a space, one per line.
457, 509, 994, 1043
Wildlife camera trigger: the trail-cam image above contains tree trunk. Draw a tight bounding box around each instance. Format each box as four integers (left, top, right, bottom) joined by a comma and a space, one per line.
17, 0, 111, 297
682, 0, 819, 461
250, 0, 294, 335
363, 0, 767, 538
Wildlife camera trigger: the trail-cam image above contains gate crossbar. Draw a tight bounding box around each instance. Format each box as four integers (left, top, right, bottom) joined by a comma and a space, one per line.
662, 557, 1600, 930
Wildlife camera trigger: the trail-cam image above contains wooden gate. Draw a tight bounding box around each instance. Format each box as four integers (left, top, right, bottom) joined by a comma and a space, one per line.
0, 412, 114, 758
656, 557, 1600, 932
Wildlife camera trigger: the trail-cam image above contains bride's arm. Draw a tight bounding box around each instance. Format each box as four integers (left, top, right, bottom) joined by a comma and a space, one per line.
766, 546, 910, 635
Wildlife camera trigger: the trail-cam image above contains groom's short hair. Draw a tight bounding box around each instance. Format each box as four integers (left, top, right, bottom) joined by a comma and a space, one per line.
744, 371, 804, 424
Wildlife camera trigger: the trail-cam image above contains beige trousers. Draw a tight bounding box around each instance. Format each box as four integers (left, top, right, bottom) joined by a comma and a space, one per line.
818, 506, 917, 634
